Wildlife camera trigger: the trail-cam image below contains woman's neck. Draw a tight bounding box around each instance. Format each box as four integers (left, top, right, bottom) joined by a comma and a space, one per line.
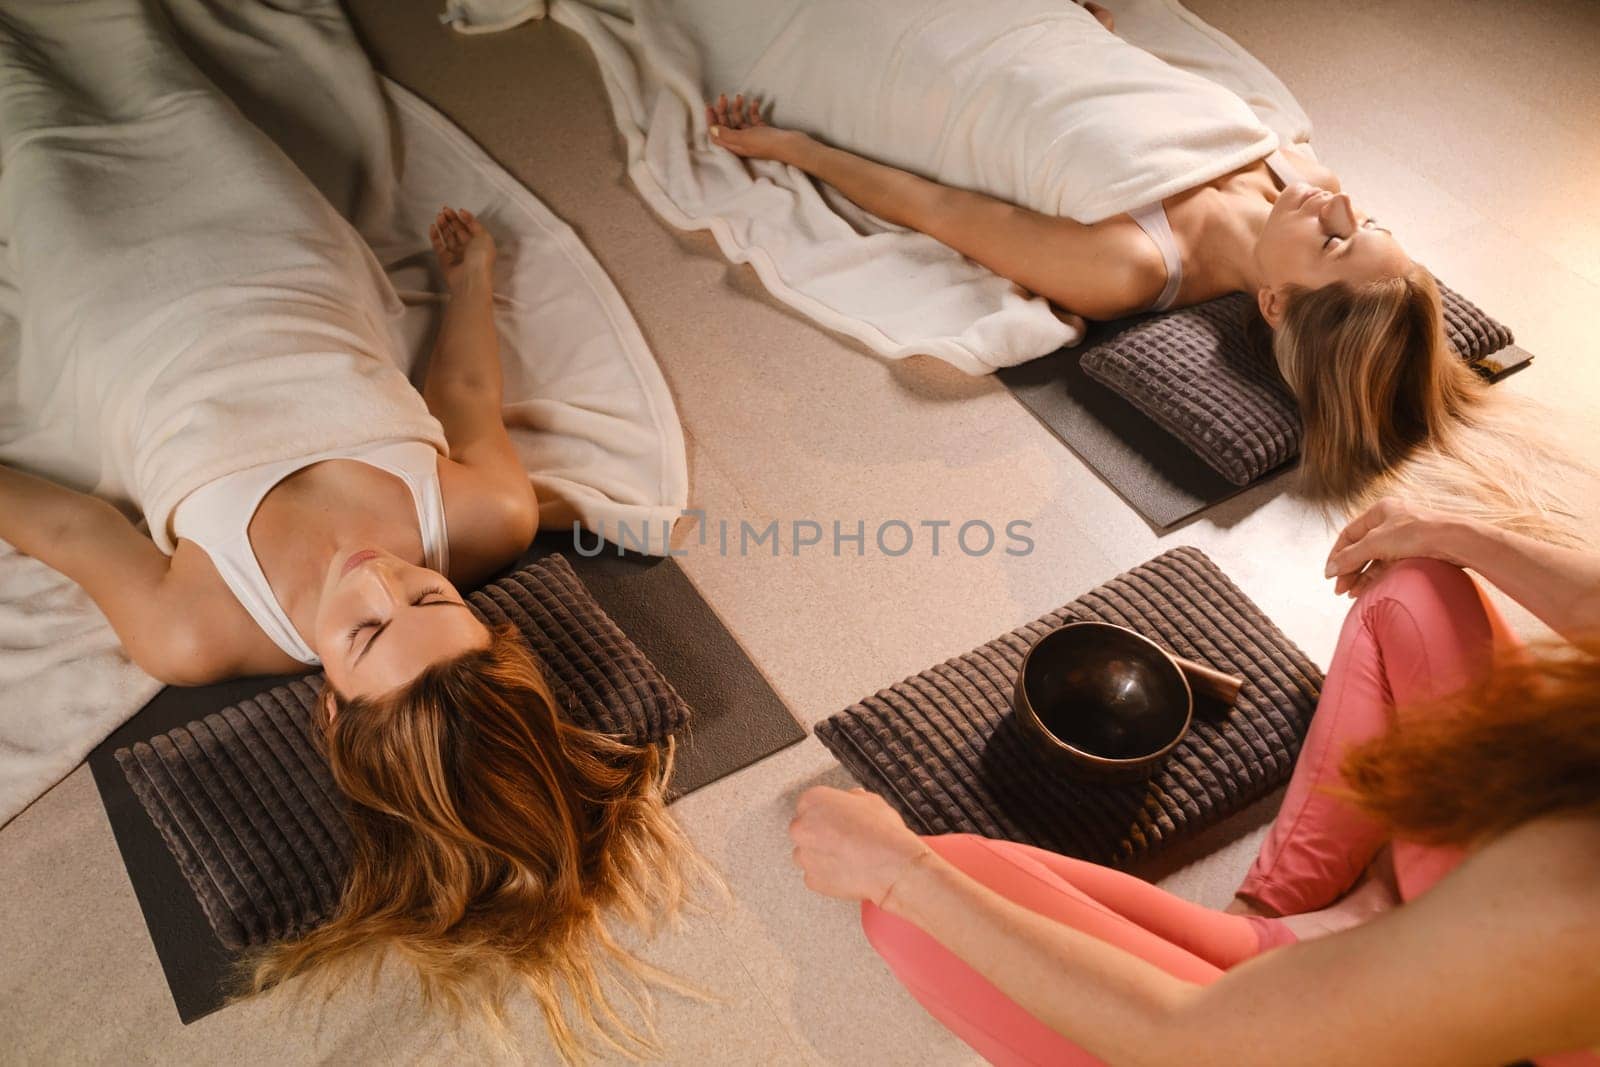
250, 463, 420, 651
1198, 189, 1271, 297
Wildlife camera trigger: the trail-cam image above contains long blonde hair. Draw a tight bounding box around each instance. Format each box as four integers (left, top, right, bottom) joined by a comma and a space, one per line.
1258, 264, 1585, 544
243, 624, 713, 1062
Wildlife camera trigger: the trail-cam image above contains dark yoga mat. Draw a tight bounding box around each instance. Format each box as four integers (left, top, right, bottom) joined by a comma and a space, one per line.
997, 318, 1536, 532
88, 530, 803, 1024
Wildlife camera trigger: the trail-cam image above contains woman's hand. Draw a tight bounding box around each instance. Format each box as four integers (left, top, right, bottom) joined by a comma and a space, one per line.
429, 205, 496, 293
790, 786, 933, 907
1324, 497, 1466, 597
705, 92, 808, 164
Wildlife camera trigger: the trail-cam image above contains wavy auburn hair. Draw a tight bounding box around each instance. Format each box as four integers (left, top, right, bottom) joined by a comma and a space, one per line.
1253, 264, 1585, 544
242, 623, 713, 1062
1344, 638, 1600, 847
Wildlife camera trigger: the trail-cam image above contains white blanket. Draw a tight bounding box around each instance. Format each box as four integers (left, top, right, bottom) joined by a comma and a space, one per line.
0, 0, 688, 826
453, 0, 1311, 375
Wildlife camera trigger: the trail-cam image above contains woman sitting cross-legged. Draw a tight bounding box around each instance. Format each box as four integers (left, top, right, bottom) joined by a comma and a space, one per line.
790, 497, 1600, 1066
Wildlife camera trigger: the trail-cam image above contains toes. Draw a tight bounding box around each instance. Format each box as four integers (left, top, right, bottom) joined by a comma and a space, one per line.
444, 208, 468, 244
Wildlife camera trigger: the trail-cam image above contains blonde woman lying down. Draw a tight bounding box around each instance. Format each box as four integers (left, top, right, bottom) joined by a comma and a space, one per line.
705, 0, 1584, 540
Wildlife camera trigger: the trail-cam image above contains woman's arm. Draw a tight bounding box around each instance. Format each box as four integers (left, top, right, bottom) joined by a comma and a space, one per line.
424, 208, 522, 477
706, 97, 1163, 320
0, 465, 236, 684
792, 786, 1600, 1066
424, 207, 538, 566
1325, 498, 1600, 641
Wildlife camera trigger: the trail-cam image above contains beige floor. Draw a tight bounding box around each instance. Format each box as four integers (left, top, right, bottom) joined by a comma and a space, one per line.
4, 0, 1598, 1062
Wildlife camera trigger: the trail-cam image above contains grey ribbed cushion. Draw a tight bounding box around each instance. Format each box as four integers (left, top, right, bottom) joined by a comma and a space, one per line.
1080, 279, 1514, 486
815, 547, 1323, 868
114, 553, 689, 950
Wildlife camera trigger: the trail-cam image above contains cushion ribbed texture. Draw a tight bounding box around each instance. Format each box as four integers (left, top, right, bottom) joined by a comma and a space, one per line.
1079, 278, 1514, 487
815, 547, 1323, 868
114, 553, 689, 950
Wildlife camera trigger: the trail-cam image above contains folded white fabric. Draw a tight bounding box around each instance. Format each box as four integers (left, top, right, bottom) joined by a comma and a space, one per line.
442, 0, 547, 34
511, 0, 1311, 374
0, 0, 687, 825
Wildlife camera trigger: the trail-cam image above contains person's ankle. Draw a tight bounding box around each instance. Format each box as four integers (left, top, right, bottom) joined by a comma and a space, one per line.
1225, 892, 1280, 918
449, 268, 492, 297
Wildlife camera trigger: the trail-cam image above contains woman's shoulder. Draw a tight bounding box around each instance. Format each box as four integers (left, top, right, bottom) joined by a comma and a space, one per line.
157, 542, 310, 683
1487, 812, 1600, 887
1459, 813, 1600, 943
436, 457, 539, 587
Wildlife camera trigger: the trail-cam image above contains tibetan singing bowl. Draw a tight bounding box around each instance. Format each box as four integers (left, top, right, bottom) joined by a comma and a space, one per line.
1013, 622, 1244, 782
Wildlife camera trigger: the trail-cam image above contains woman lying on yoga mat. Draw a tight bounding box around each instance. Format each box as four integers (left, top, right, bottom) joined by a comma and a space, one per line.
0, 207, 700, 1062
790, 496, 1600, 1066
703, 16, 1582, 539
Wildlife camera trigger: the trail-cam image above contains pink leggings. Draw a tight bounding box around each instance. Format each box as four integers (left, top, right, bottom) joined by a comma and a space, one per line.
862, 559, 1504, 1066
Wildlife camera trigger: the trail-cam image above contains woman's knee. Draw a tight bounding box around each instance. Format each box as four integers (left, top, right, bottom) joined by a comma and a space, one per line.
1359, 556, 1473, 601
1355, 558, 1494, 703
1356, 558, 1487, 636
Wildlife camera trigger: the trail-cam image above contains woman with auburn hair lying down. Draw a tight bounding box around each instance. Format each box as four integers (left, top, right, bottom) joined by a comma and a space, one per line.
791, 496, 1600, 1066
0, 211, 705, 1061
704, 0, 1584, 539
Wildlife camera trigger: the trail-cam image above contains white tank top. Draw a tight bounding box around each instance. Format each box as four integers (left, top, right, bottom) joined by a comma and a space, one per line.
172, 439, 450, 666
1128, 148, 1305, 312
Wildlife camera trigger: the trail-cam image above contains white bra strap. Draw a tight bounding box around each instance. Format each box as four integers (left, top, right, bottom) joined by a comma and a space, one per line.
371, 440, 451, 579
412, 453, 451, 579
1127, 201, 1183, 313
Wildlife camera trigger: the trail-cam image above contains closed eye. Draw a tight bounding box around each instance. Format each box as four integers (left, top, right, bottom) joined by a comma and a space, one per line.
1324, 218, 1385, 251
347, 616, 381, 648
350, 588, 465, 664
346, 589, 453, 650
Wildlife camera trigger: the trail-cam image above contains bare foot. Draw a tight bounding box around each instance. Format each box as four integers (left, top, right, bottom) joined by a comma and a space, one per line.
705, 92, 805, 163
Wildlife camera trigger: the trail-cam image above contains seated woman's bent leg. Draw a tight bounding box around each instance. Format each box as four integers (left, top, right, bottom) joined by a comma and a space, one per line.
1237, 558, 1509, 915
861, 833, 1278, 1067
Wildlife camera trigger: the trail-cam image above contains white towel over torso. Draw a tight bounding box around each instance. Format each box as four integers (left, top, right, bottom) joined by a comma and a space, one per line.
526, 0, 1314, 372
728, 0, 1279, 225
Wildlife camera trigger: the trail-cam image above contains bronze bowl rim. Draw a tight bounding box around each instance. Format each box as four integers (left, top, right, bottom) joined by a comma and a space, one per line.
1014, 621, 1195, 773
